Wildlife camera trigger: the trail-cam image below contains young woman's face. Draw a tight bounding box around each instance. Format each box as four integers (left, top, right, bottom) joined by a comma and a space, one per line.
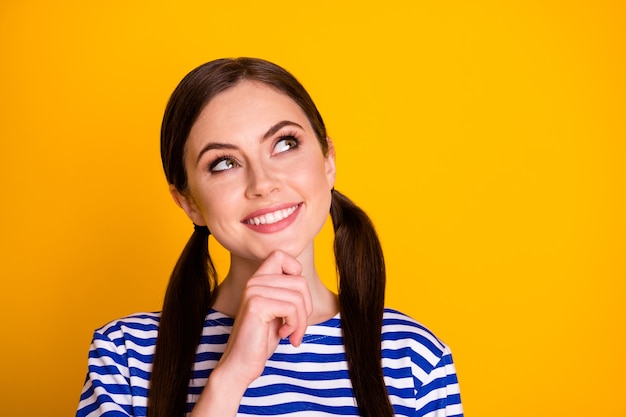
176, 80, 336, 262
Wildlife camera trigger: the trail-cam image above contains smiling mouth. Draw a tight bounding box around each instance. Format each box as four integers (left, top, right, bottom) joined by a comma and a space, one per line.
244, 204, 300, 226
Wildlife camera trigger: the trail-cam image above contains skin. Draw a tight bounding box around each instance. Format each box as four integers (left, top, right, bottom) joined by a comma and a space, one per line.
170, 80, 340, 416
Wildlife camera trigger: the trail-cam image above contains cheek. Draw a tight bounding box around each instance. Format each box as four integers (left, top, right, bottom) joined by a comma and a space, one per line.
186, 182, 231, 225
201, 190, 236, 221
295, 162, 333, 211
310, 160, 334, 191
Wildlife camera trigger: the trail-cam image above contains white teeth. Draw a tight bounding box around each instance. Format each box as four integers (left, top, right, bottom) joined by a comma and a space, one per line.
247, 205, 298, 225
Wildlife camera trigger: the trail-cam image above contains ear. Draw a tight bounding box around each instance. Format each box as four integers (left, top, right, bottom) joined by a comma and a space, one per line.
169, 185, 207, 226
324, 137, 337, 189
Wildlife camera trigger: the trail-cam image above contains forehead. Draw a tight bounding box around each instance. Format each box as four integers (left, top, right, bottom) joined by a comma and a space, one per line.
188, 80, 310, 142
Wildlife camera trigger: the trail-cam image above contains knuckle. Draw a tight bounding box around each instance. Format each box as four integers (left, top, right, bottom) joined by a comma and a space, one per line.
287, 303, 297, 314
294, 275, 308, 290
243, 295, 265, 314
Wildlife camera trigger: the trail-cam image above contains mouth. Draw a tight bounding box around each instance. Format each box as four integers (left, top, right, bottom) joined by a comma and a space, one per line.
243, 203, 301, 226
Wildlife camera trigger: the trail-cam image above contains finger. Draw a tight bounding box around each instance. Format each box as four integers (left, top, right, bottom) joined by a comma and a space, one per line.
246, 274, 313, 318
240, 295, 304, 348
254, 250, 302, 277
275, 302, 305, 347
244, 285, 309, 346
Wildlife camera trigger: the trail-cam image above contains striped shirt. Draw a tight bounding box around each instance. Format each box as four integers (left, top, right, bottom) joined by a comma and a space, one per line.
77, 308, 463, 416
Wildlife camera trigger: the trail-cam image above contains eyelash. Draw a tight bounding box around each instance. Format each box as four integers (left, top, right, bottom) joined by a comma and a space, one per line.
206, 131, 302, 173
208, 153, 239, 173
274, 131, 301, 153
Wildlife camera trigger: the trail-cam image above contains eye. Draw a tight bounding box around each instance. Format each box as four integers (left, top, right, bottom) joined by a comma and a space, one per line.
274, 136, 299, 154
210, 156, 239, 172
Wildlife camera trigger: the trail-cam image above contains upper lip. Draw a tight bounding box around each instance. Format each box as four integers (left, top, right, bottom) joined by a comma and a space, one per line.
241, 202, 302, 223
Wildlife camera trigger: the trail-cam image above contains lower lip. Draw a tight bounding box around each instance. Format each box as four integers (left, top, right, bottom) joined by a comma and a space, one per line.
242, 204, 302, 234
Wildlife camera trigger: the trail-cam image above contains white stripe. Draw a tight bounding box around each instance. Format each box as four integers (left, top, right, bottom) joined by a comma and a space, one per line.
250, 374, 354, 390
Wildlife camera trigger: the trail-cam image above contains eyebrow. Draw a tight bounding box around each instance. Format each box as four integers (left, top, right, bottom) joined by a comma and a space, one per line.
262, 120, 304, 140
195, 120, 304, 165
195, 142, 237, 165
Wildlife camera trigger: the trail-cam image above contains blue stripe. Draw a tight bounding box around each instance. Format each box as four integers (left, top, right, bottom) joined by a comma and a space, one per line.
383, 363, 414, 380
393, 404, 417, 416
90, 379, 131, 396
130, 406, 147, 417
448, 393, 462, 405
129, 366, 151, 381
89, 365, 127, 379
98, 314, 159, 339
270, 351, 346, 363
383, 331, 443, 357
417, 374, 450, 399
383, 346, 439, 376
195, 350, 223, 362
100, 411, 133, 417
76, 399, 100, 417
116, 319, 159, 333
383, 384, 414, 398
78, 392, 133, 415
88, 347, 128, 369
239, 402, 358, 415
130, 385, 149, 398
416, 392, 462, 417
245, 383, 354, 398
122, 333, 157, 348
262, 366, 350, 380
79, 382, 95, 402
199, 333, 230, 344
383, 315, 436, 337
191, 368, 213, 380
417, 398, 447, 417
279, 335, 344, 345
206, 312, 234, 325
125, 348, 153, 364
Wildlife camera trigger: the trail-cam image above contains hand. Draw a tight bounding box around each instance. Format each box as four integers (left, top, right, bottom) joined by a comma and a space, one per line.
217, 250, 313, 386
189, 250, 313, 417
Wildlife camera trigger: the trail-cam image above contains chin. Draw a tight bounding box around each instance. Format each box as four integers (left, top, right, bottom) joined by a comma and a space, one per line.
263, 244, 305, 260
244, 241, 309, 263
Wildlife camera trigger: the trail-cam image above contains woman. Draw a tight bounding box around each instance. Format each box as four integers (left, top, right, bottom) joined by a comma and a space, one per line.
77, 58, 463, 417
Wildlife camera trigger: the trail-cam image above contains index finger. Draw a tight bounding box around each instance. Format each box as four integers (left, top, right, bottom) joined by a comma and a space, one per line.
254, 250, 302, 277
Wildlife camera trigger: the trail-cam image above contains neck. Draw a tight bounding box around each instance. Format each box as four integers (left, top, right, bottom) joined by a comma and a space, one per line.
212, 244, 338, 325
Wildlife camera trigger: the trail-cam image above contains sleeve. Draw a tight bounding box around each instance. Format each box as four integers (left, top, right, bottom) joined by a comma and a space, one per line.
414, 345, 464, 417
76, 330, 135, 417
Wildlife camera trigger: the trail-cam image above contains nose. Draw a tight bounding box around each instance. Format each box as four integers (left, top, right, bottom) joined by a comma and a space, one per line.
245, 163, 279, 198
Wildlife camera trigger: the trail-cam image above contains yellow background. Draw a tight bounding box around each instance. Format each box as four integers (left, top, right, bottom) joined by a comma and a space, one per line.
1, 1, 624, 416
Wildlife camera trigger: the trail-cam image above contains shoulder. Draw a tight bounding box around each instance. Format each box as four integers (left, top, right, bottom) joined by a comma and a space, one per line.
382, 310, 464, 413
92, 312, 161, 347
381, 308, 451, 365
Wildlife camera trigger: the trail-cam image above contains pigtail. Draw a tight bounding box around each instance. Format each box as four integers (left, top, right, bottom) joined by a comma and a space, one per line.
147, 226, 217, 417
330, 189, 394, 417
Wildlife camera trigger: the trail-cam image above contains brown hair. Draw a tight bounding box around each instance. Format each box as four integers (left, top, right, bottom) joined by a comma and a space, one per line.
151, 57, 393, 417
